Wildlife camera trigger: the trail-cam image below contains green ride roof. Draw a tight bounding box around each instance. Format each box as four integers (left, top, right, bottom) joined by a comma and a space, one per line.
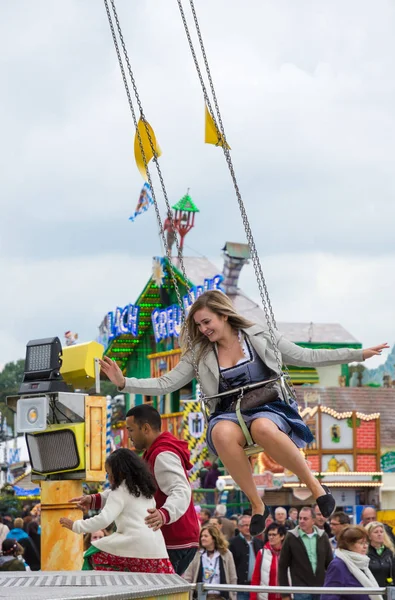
172, 193, 200, 213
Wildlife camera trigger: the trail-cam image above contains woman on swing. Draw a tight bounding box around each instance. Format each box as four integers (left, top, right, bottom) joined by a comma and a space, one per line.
100, 290, 388, 537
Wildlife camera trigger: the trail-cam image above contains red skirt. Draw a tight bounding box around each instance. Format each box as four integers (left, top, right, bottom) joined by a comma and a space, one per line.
91, 550, 175, 574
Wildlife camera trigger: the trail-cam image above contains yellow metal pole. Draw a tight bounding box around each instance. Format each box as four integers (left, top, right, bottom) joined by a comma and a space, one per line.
40, 480, 84, 571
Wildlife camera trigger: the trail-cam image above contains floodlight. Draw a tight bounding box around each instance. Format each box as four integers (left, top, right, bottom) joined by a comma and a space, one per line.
19, 337, 69, 395
16, 396, 49, 433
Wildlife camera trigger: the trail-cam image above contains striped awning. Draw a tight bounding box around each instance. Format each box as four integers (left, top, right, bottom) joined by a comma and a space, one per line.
287, 366, 320, 384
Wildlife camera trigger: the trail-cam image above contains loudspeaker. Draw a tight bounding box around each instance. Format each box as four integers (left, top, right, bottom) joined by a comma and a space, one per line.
26, 423, 85, 475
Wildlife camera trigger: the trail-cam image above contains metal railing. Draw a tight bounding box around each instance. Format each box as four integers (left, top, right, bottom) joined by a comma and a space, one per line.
191, 583, 392, 600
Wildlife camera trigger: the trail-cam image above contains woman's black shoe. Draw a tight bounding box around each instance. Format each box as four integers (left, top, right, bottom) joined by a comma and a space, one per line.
250, 506, 270, 536
316, 484, 335, 518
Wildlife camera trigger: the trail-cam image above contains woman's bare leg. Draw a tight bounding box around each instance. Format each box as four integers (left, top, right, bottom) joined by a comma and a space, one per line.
211, 420, 265, 515
250, 418, 325, 498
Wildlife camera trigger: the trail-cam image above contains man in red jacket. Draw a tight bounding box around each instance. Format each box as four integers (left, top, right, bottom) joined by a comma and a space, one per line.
71, 405, 199, 575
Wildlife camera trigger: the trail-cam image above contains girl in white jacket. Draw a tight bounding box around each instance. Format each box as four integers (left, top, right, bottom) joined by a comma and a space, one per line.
60, 448, 174, 573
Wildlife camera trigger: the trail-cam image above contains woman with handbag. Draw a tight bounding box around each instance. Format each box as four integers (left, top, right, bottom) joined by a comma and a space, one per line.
365, 522, 395, 587
100, 290, 388, 537
183, 525, 237, 600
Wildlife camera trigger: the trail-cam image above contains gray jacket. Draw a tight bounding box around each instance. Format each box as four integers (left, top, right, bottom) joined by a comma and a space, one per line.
183, 549, 237, 600
123, 324, 363, 414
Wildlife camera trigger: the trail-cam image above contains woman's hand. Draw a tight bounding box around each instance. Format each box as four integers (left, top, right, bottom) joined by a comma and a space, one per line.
99, 356, 126, 389
362, 343, 390, 360
60, 517, 74, 530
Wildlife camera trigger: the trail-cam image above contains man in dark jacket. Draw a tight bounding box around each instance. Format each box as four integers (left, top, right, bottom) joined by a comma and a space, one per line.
229, 515, 263, 600
279, 506, 333, 600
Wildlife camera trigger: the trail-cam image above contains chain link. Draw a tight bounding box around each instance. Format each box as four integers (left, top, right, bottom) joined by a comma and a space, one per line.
176, 0, 297, 397
104, 0, 209, 408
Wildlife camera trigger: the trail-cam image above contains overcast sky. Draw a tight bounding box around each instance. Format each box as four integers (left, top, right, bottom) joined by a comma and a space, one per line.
1, 0, 394, 370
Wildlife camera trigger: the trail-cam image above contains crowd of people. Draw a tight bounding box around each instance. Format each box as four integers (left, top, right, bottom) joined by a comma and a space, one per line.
0, 506, 41, 571
0, 287, 389, 590
191, 504, 395, 600
1, 401, 394, 600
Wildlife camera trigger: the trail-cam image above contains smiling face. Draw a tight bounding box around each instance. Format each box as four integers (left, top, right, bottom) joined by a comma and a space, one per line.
193, 308, 231, 344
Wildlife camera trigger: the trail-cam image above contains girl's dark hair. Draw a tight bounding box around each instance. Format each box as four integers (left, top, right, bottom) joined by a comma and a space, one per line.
105, 448, 156, 499
2, 539, 23, 556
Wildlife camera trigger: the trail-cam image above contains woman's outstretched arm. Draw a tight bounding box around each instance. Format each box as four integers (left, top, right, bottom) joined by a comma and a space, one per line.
99, 354, 195, 395
275, 332, 388, 368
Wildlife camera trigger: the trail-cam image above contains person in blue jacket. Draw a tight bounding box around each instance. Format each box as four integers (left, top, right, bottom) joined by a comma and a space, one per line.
322, 526, 383, 600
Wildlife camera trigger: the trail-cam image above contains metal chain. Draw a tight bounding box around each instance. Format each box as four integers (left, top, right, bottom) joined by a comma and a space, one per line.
187, 0, 278, 332
176, 0, 296, 397
187, 0, 280, 339
104, 0, 208, 408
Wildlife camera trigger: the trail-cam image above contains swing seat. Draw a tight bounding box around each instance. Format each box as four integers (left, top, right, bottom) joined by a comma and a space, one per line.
202, 388, 266, 458
235, 397, 264, 456
244, 443, 264, 457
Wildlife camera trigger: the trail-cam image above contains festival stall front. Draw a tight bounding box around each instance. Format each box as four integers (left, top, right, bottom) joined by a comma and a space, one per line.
221, 405, 382, 516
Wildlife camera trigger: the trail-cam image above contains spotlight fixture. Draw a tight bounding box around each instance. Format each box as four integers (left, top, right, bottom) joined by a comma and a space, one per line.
16, 396, 49, 433
18, 337, 69, 395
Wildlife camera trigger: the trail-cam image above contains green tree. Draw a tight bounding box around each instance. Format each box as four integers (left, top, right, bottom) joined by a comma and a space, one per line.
349, 363, 366, 386
0, 359, 25, 437
0, 360, 25, 404
97, 379, 118, 397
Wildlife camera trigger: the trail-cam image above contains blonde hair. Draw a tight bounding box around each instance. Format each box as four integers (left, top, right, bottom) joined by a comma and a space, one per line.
365, 521, 395, 553
180, 290, 254, 361
13, 517, 24, 529
200, 524, 229, 555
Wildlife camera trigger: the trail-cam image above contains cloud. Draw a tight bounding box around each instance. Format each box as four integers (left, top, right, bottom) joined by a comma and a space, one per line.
0, 0, 394, 366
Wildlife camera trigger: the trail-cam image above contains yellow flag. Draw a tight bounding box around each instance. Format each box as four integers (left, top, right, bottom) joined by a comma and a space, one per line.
204, 105, 230, 149
134, 118, 162, 181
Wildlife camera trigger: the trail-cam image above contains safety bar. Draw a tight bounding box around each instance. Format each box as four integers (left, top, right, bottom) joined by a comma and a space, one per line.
203, 377, 281, 400
191, 582, 390, 600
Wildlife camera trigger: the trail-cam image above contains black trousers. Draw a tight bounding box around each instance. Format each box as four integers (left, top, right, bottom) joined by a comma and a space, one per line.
168, 547, 197, 575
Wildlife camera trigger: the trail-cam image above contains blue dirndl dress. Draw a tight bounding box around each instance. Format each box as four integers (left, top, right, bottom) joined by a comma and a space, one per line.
206, 338, 313, 456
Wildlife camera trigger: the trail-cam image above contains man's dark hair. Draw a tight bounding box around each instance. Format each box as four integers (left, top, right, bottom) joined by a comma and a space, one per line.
266, 522, 287, 537
126, 404, 162, 431
331, 511, 351, 525
201, 509, 212, 519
